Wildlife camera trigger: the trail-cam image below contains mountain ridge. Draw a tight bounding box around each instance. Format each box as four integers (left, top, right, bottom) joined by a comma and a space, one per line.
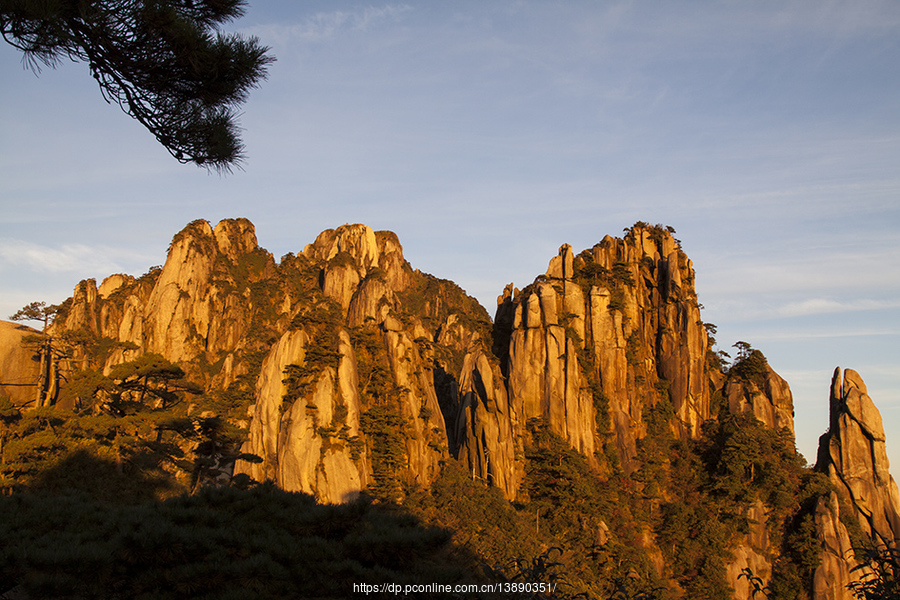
0, 217, 897, 600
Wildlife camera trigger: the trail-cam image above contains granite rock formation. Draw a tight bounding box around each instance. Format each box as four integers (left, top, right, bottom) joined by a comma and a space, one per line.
0, 321, 46, 407
817, 367, 900, 548
7, 219, 899, 600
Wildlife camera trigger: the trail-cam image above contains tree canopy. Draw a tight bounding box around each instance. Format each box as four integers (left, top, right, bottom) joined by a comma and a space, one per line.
9, 300, 58, 331
0, 0, 274, 171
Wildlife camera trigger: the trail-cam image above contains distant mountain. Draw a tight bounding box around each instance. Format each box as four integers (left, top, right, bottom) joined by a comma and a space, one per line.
1, 219, 896, 599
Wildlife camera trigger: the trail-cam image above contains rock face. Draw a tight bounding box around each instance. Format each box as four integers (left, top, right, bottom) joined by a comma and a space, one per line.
36, 221, 801, 507
489, 225, 715, 477
817, 367, 900, 548
725, 362, 795, 433
813, 491, 859, 600
0, 321, 45, 407
725, 500, 773, 600
50, 218, 278, 389
43, 219, 488, 503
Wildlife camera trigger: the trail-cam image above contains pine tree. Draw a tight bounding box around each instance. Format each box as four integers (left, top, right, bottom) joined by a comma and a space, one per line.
1, 0, 273, 171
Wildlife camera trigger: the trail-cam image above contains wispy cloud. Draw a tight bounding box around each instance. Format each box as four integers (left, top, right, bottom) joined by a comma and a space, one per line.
775, 298, 900, 318
749, 327, 900, 341
0, 239, 150, 275
244, 4, 413, 47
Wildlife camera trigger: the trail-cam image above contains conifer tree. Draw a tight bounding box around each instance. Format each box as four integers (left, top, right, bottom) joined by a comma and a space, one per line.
0, 0, 273, 171
9, 301, 63, 408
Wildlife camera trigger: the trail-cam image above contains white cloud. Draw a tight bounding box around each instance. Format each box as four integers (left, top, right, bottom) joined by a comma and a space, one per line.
775, 298, 900, 318
0, 239, 147, 275
749, 327, 900, 341
244, 4, 413, 47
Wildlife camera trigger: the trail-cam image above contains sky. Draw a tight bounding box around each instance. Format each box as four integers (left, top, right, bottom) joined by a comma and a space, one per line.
1, 0, 898, 473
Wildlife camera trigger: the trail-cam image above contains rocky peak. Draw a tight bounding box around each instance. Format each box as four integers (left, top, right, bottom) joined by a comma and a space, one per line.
305, 224, 381, 272
817, 367, 900, 548
213, 218, 259, 261
725, 360, 795, 433
304, 224, 412, 313
492, 223, 714, 474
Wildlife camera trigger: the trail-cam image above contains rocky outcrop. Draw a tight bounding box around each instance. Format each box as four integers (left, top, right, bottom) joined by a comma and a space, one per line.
233, 224, 484, 502
49, 218, 278, 386
17, 218, 900, 600
725, 362, 795, 433
817, 367, 900, 549
813, 491, 859, 600
725, 501, 773, 600
0, 321, 45, 407
235, 329, 370, 503
33, 220, 804, 511
454, 348, 522, 498
488, 225, 714, 474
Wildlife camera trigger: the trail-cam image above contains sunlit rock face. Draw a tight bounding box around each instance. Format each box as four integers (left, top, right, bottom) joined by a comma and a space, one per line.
813, 491, 860, 600
453, 347, 522, 499
235, 329, 370, 504
231, 223, 485, 502
32, 219, 804, 509
49, 218, 276, 384
0, 321, 45, 407
725, 363, 795, 433
490, 225, 722, 475
817, 367, 900, 548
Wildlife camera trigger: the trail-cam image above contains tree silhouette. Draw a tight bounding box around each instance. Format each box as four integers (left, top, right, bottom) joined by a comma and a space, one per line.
1, 0, 274, 171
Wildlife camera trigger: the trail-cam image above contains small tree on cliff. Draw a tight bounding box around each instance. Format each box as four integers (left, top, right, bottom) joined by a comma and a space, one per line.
9, 301, 64, 408
0, 0, 274, 171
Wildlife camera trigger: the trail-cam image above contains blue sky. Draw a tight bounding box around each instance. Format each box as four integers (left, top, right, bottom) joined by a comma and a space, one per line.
1, 0, 898, 472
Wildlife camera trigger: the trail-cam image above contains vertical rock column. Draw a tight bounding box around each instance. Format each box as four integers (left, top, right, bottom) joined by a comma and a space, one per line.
816, 367, 900, 549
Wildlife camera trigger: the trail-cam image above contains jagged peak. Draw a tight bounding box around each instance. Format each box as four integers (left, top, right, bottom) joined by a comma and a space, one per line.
828, 367, 886, 443
98, 274, 135, 299
213, 218, 258, 260
305, 223, 381, 270
167, 218, 259, 263
817, 366, 900, 548
545, 244, 575, 280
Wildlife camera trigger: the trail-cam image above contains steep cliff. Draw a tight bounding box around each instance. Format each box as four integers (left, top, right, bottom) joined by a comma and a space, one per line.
41, 219, 488, 503
233, 224, 491, 501
483, 224, 751, 480
0, 321, 46, 407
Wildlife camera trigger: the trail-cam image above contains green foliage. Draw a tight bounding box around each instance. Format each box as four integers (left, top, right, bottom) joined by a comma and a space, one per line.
700, 414, 802, 509
0, 410, 184, 500
572, 254, 635, 308
60, 329, 139, 367
729, 347, 769, 387
360, 403, 409, 502
348, 326, 411, 495
282, 341, 342, 404
521, 423, 666, 598
395, 271, 493, 345
483, 547, 608, 600
1, 350, 243, 501
590, 379, 611, 435
205, 348, 267, 419
848, 545, 900, 600
9, 300, 59, 329
407, 460, 535, 557
107, 352, 201, 411
290, 297, 343, 330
